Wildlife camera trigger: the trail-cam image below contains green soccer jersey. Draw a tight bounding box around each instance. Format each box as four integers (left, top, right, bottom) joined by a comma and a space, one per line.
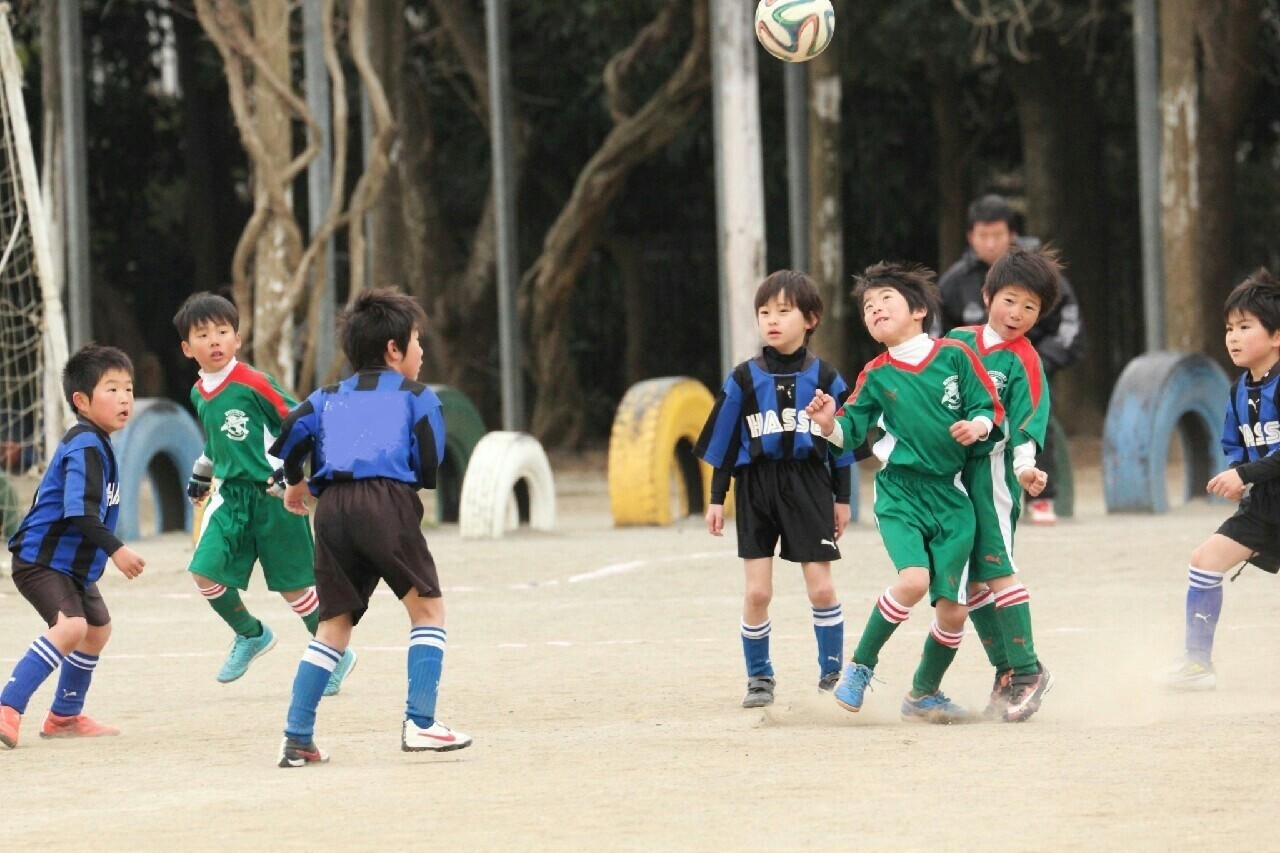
190, 360, 298, 483
947, 326, 1051, 455
831, 337, 1003, 477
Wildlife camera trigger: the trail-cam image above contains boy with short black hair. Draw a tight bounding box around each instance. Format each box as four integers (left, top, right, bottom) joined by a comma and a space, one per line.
1159, 268, 1280, 690
807, 262, 1004, 723
173, 292, 354, 694
696, 270, 856, 708
271, 287, 470, 766
946, 245, 1059, 721
0, 344, 144, 748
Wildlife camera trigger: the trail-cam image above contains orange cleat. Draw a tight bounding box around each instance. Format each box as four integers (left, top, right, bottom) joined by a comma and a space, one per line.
0, 705, 20, 749
39, 711, 121, 739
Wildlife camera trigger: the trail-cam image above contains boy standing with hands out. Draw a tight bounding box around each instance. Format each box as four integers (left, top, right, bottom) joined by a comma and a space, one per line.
696, 270, 856, 709
807, 262, 1003, 723
1, 344, 144, 748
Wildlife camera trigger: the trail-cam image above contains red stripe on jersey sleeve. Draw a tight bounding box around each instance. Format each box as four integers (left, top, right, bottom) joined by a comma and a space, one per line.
229, 363, 292, 418
1008, 337, 1045, 409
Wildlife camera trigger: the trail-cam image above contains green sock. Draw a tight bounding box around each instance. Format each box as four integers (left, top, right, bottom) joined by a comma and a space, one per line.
967, 600, 1009, 670
996, 600, 1038, 674
851, 605, 902, 670
301, 610, 320, 635
911, 634, 959, 697
206, 587, 263, 637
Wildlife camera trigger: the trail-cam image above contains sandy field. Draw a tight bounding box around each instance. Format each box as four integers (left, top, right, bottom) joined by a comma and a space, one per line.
2, 441, 1279, 851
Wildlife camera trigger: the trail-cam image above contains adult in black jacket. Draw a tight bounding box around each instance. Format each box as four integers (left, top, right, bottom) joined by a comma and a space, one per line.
937, 195, 1085, 523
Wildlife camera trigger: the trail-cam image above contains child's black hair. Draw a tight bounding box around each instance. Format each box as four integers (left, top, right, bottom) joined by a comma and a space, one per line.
967, 194, 1016, 230
62, 343, 133, 410
983, 244, 1062, 314
341, 287, 428, 371
1224, 268, 1280, 332
755, 269, 824, 343
852, 261, 941, 335
172, 291, 239, 338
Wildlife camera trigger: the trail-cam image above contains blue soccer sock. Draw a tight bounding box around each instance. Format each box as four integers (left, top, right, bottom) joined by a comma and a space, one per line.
0, 636, 64, 714
1186, 566, 1224, 664
740, 620, 774, 678
283, 640, 341, 742
812, 604, 844, 676
406, 626, 446, 727
50, 651, 99, 716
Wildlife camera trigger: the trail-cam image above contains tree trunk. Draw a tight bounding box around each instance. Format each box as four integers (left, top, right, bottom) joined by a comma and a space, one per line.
806, 34, 846, 373
926, 53, 971, 275
1004, 34, 1107, 432
368, 0, 407, 292
1160, 0, 1260, 354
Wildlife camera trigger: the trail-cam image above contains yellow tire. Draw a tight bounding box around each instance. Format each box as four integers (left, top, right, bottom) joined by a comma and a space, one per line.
607, 376, 728, 526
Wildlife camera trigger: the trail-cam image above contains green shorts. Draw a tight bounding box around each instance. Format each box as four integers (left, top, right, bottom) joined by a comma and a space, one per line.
871, 466, 974, 604
964, 450, 1021, 583
189, 480, 315, 592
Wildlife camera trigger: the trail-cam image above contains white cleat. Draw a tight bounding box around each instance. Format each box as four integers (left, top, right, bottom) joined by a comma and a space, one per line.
402, 719, 472, 752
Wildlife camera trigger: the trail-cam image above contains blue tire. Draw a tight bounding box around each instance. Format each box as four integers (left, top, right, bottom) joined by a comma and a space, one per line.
114, 398, 205, 541
1102, 351, 1230, 513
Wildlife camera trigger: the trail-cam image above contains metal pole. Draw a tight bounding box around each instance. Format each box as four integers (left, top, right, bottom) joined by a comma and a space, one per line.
1134, 0, 1164, 352
485, 0, 525, 431
303, 0, 335, 378
784, 62, 808, 272
58, 0, 90, 349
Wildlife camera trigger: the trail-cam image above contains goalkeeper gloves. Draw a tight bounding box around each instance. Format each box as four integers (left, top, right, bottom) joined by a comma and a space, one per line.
187, 456, 213, 502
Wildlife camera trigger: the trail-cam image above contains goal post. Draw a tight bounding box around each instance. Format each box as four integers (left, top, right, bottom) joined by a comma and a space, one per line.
0, 3, 71, 473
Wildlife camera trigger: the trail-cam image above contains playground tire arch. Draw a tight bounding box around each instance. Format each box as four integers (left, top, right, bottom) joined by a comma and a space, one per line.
458, 431, 556, 540
114, 398, 205, 541
1102, 351, 1230, 513
607, 376, 724, 526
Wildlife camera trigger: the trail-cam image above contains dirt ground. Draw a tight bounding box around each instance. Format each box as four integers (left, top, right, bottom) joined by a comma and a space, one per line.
2, 440, 1279, 850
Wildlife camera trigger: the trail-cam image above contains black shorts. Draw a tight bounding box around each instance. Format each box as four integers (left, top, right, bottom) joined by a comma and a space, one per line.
1217, 498, 1280, 573
734, 458, 840, 563
10, 557, 111, 627
313, 478, 440, 625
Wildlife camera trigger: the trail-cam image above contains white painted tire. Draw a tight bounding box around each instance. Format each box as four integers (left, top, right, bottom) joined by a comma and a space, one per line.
458, 431, 556, 540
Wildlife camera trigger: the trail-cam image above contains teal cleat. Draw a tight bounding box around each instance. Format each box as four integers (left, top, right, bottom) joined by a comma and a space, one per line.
833, 662, 875, 712
323, 647, 358, 697
216, 624, 277, 683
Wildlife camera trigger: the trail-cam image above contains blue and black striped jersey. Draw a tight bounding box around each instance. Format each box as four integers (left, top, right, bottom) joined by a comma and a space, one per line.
8, 421, 121, 583
1224, 369, 1280, 466
271, 368, 445, 495
696, 349, 855, 471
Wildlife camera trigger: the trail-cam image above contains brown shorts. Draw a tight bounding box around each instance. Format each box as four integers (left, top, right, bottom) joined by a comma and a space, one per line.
312, 478, 440, 625
10, 557, 111, 627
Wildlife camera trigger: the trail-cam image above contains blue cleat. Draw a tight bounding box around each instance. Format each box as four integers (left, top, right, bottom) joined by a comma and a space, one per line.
833, 662, 875, 712
217, 624, 277, 683
323, 647, 358, 697
901, 690, 969, 724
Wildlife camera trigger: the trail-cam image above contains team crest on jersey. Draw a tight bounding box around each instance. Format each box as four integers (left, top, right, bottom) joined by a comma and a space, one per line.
988, 370, 1008, 394
941, 376, 961, 411
221, 409, 250, 441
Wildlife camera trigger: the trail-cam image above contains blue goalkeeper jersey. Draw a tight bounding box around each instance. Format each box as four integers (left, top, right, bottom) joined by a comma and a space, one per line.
695, 349, 855, 470
8, 421, 121, 583
270, 368, 445, 495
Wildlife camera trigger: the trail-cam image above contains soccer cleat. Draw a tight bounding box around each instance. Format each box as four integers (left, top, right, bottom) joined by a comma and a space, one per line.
277, 736, 330, 768
741, 676, 776, 708
1154, 657, 1217, 691
0, 705, 20, 749
40, 711, 121, 738
983, 668, 1014, 721
1004, 663, 1055, 722
833, 662, 876, 712
217, 624, 277, 683
818, 671, 841, 692
901, 691, 969, 724
1027, 499, 1057, 526
323, 647, 358, 697
402, 719, 472, 753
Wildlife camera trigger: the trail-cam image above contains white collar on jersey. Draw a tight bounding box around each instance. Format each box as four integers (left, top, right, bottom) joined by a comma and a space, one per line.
198, 357, 239, 392
887, 333, 933, 365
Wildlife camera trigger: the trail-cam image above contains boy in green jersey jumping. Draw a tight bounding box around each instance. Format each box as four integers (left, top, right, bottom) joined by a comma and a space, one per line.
174, 292, 355, 693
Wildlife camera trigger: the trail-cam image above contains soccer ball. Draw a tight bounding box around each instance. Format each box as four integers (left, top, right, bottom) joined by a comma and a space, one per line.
754, 0, 835, 63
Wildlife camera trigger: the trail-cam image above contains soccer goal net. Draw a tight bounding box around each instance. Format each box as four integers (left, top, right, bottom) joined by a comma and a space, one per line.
0, 6, 70, 539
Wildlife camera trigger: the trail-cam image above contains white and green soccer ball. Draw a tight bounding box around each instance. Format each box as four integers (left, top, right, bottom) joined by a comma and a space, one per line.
754, 0, 835, 63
